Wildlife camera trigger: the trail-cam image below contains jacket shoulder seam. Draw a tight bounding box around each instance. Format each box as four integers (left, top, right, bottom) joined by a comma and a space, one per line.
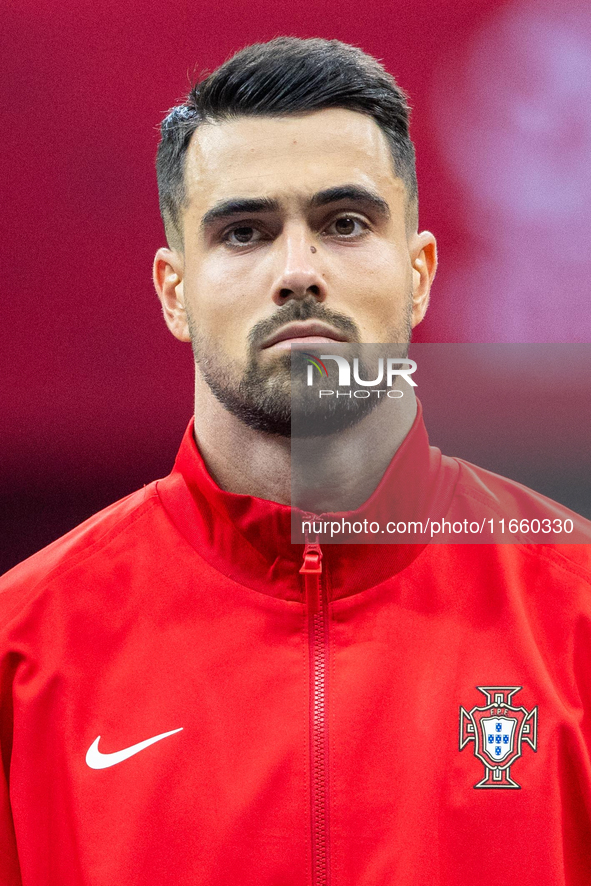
0, 491, 161, 630
518, 542, 591, 587
451, 468, 591, 584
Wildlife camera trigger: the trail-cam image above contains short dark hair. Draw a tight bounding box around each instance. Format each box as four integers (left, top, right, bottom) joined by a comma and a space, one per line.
156, 37, 418, 246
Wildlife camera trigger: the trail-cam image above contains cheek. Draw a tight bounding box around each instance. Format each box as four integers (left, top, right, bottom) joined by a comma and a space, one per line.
191, 250, 269, 310
336, 249, 411, 326
184, 267, 258, 361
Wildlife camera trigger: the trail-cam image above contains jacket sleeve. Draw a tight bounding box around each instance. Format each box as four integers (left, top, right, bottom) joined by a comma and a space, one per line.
0, 663, 23, 885
0, 761, 22, 885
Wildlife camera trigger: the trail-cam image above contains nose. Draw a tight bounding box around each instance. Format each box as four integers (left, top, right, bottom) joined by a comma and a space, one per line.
271, 224, 327, 305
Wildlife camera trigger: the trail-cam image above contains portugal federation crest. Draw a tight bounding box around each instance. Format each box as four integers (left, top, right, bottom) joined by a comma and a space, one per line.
459, 686, 537, 789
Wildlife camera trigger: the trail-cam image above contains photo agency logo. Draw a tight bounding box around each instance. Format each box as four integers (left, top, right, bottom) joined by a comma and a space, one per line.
302, 351, 417, 399
290, 344, 417, 440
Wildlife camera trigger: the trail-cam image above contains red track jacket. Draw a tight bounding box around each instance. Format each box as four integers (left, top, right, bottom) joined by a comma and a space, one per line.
1, 406, 591, 885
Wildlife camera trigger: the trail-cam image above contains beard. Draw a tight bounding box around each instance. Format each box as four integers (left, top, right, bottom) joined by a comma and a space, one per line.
187, 297, 412, 438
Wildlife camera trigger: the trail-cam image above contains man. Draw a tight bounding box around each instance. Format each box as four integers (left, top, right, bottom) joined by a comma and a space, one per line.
1, 37, 590, 886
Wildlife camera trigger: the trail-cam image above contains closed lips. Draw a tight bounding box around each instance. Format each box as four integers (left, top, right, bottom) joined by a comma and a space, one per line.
261, 323, 348, 348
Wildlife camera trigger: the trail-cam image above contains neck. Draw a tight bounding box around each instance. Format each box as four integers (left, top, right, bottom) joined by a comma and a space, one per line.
192, 372, 417, 511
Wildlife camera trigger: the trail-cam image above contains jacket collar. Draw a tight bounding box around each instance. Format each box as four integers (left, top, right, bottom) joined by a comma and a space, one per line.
156, 401, 457, 601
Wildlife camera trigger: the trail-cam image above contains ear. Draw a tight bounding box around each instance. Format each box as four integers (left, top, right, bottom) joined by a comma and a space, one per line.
153, 248, 191, 342
409, 231, 437, 328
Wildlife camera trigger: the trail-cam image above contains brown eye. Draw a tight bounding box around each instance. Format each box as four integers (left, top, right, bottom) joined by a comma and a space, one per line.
325, 216, 368, 238
334, 217, 356, 235
223, 225, 267, 247
231, 226, 256, 244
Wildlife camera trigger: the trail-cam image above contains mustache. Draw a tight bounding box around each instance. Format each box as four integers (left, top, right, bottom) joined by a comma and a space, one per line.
248, 298, 361, 350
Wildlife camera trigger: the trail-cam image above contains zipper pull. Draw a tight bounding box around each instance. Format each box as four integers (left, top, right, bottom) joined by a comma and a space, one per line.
300, 543, 323, 575
300, 530, 323, 614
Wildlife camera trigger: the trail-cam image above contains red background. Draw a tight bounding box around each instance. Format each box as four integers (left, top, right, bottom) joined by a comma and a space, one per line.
2, 0, 590, 571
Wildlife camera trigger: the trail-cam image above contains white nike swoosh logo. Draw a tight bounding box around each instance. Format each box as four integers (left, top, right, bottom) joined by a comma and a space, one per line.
85, 728, 183, 769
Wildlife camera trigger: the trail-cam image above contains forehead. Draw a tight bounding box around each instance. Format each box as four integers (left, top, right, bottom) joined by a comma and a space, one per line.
183, 108, 405, 215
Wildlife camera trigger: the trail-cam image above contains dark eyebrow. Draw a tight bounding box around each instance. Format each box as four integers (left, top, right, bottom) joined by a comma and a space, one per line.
200, 185, 390, 234
200, 197, 280, 232
308, 185, 391, 220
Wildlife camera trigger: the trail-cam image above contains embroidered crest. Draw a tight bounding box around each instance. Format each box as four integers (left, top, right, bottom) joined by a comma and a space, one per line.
459, 686, 537, 788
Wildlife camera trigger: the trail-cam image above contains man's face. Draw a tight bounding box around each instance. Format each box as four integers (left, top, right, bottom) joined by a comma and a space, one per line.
155, 108, 436, 435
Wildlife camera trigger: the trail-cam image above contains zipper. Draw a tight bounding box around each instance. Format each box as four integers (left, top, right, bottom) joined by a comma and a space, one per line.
300, 529, 329, 886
